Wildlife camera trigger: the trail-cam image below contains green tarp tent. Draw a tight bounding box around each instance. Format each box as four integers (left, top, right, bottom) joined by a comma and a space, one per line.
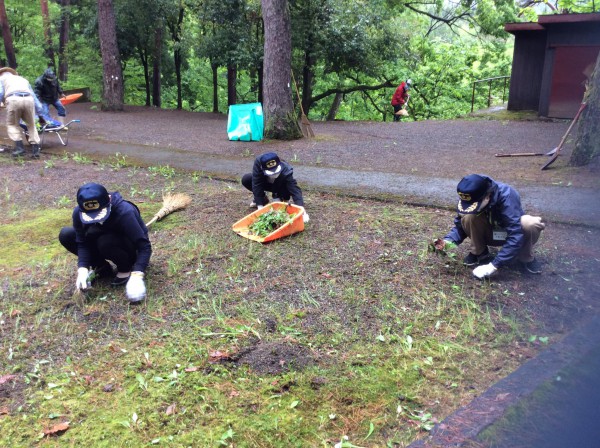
227, 103, 264, 141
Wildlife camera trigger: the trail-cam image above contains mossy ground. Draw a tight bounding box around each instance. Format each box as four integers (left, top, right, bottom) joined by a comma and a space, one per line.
0, 155, 599, 447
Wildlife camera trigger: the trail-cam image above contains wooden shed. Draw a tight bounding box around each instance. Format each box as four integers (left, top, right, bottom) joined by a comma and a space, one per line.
505, 13, 600, 118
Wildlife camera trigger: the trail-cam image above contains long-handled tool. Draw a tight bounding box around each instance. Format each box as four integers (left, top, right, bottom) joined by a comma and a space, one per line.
495, 152, 546, 157
291, 72, 314, 138
541, 102, 587, 171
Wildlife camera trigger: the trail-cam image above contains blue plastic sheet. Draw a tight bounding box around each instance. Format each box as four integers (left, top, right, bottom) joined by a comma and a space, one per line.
227, 103, 264, 141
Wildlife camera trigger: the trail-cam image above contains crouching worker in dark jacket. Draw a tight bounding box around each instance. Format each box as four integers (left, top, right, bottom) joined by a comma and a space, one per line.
241, 152, 309, 222
59, 183, 152, 303
435, 174, 545, 279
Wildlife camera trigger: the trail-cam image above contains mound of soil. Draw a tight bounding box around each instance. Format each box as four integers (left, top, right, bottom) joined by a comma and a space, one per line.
235, 341, 316, 375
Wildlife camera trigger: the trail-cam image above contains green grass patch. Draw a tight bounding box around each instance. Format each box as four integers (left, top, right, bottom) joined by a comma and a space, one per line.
0, 209, 67, 268
0, 158, 593, 447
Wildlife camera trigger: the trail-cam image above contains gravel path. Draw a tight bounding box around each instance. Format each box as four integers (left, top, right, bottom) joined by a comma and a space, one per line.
2, 102, 599, 224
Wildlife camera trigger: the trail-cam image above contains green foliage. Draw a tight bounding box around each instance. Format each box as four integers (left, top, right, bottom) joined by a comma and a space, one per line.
248, 207, 296, 237
3, 0, 518, 121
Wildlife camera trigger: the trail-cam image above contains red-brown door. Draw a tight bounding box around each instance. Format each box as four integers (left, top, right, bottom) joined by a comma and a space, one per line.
548, 46, 600, 118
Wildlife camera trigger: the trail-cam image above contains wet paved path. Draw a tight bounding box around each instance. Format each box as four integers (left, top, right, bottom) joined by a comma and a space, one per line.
410, 314, 600, 447
53, 139, 600, 227
3, 102, 599, 226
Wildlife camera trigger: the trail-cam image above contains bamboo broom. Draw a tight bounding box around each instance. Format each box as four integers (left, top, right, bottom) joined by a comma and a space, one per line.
145, 192, 192, 228
291, 71, 315, 138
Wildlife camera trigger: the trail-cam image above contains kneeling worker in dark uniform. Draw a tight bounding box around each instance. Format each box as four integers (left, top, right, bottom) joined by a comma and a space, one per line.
241, 152, 309, 222
59, 183, 152, 303
436, 174, 545, 279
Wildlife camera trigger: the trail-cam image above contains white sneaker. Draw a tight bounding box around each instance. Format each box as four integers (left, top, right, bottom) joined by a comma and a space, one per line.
249, 200, 257, 207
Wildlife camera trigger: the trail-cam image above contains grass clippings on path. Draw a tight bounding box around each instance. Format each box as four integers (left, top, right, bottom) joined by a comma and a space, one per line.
0, 154, 599, 447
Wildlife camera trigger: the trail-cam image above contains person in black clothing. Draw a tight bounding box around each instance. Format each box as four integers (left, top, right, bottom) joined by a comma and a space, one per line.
34, 68, 66, 124
241, 152, 309, 222
436, 174, 545, 279
58, 183, 152, 303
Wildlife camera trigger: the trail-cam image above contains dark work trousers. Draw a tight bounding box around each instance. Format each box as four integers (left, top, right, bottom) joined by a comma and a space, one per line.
241, 173, 291, 200
59, 226, 136, 272
393, 105, 404, 122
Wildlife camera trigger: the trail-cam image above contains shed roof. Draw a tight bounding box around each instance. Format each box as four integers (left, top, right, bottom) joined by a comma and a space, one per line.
505, 12, 600, 34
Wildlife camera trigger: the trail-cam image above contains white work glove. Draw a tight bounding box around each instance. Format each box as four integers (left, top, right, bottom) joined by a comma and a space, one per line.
126, 271, 146, 303
303, 212, 310, 223
76, 267, 90, 290
473, 263, 498, 279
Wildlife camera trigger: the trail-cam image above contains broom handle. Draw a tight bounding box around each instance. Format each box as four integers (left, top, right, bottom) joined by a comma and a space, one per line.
554, 102, 587, 153
145, 215, 158, 228
291, 71, 307, 116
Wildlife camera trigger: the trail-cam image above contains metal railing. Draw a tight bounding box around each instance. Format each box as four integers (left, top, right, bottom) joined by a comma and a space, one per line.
471, 76, 510, 112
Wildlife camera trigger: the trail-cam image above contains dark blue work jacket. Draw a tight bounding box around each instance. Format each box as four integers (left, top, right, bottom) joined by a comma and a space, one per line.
72, 192, 152, 272
444, 176, 525, 268
251, 159, 304, 207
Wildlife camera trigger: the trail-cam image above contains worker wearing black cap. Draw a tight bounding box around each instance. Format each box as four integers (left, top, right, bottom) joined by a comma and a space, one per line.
241, 152, 309, 222
58, 183, 152, 303
436, 174, 545, 279
34, 68, 66, 124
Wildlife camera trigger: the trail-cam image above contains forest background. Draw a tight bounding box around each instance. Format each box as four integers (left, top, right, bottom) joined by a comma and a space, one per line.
4, 0, 591, 123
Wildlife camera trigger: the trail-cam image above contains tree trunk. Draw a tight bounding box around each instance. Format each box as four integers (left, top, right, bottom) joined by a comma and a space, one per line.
256, 20, 263, 104
169, 4, 184, 110
227, 65, 237, 105
211, 61, 219, 113
97, 0, 124, 111
258, 63, 263, 105
139, 47, 150, 106
40, 0, 56, 67
58, 0, 70, 81
0, 0, 17, 68
174, 45, 182, 109
569, 53, 600, 167
250, 67, 258, 100
152, 25, 162, 108
301, 47, 315, 116
326, 92, 343, 121
261, 0, 301, 140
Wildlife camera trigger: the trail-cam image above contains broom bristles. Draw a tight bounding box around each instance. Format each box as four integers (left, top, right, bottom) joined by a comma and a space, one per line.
146, 192, 192, 227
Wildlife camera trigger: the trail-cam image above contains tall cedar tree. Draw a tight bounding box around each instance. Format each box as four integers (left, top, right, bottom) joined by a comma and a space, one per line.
40, 0, 55, 66
58, 0, 70, 81
570, 52, 600, 167
152, 24, 162, 107
0, 0, 17, 68
97, 0, 124, 111
261, 0, 301, 140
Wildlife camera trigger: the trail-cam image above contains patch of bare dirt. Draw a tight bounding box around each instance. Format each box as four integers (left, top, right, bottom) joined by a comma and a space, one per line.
0, 375, 26, 414
234, 341, 317, 375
